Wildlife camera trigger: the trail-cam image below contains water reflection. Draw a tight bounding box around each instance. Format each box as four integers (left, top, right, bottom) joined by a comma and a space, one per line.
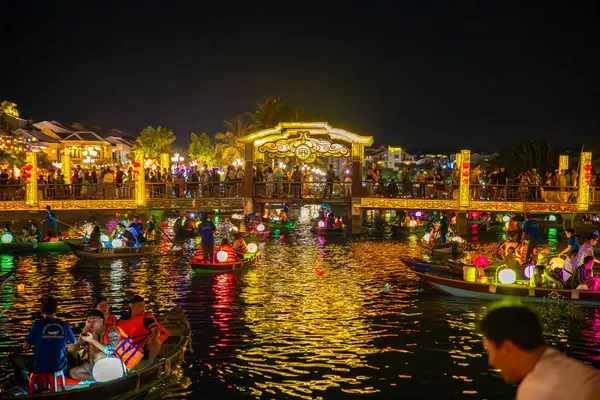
0, 210, 598, 399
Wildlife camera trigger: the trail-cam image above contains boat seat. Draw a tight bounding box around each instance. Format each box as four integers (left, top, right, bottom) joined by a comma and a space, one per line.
29, 370, 66, 393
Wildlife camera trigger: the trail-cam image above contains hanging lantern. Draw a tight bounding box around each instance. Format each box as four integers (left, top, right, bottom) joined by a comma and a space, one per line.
584, 164, 592, 171
462, 163, 470, 169
23, 163, 32, 171
133, 161, 141, 168
25, 179, 31, 185
462, 171, 469, 177
463, 178, 469, 184
585, 173, 592, 179
23, 172, 31, 178
133, 170, 139, 175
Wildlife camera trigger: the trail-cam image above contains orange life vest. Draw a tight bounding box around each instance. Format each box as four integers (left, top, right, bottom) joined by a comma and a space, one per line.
217, 244, 237, 262
102, 326, 143, 370
105, 313, 116, 327
117, 313, 170, 349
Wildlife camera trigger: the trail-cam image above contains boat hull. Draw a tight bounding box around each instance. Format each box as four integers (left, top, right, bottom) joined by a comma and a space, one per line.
399, 256, 463, 277
413, 271, 600, 307
421, 242, 459, 256
191, 253, 260, 272
67, 242, 158, 260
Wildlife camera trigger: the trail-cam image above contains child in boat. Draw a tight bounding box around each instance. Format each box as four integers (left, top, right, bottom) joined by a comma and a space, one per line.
30, 223, 44, 243
232, 233, 248, 255
530, 264, 562, 288
21, 227, 35, 243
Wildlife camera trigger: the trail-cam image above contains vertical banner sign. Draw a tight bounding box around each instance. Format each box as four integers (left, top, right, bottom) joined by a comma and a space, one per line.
134, 151, 146, 207
578, 152, 592, 211
558, 155, 568, 174
459, 150, 470, 208
62, 150, 72, 185
25, 151, 38, 207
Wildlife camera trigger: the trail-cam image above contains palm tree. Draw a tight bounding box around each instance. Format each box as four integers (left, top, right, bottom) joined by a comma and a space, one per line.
503, 139, 560, 174
215, 114, 249, 164
247, 96, 290, 132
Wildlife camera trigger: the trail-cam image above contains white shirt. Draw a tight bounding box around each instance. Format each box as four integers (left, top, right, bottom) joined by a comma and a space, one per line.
517, 348, 600, 400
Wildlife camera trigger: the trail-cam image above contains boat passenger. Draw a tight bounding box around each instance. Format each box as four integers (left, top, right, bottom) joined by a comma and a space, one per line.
326, 213, 335, 229
335, 217, 345, 228
536, 245, 551, 267
561, 249, 578, 282
558, 228, 579, 256
89, 225, 102, 245
94, 296, 117, 326
439, 211, 450, 243
568, 256, 596, 290
530, 264, 562, 288
3, 224, 16, 243
22, 227, 35, 243
479, 305, 600, 399
501, 247, 518, 270
12, 296, 75, 385
278, 210, 289, 223
44, 205, 58, 238
232, 233, 248, 255
522, 213, 543, 264
217, 238, 238, 262
30, 223, 44, 243
128, 216, 144, 241
199, 216, 216, 263
146, 215, 157, 241
572, 233, 600, 268
118, 295, 169, 364
69, 310, 143, 381
116, 223, 136, 246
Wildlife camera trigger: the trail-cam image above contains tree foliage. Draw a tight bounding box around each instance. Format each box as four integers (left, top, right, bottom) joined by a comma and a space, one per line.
499, 139, 560, 174
215, 115, 248, 164
133, 126, 175, 159
0, 101, 19, 118
188, 132, 218, 167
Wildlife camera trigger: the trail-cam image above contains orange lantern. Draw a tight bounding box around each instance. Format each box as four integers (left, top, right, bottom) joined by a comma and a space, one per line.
463, 178, 469, 184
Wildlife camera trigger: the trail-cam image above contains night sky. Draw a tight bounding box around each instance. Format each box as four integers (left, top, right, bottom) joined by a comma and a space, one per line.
2, 1, 598, 150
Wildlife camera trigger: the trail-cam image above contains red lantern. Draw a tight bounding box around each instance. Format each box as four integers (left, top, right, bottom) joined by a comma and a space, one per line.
586, 180, 591, 186
25, 179, 31, 185
23, 172, 31, 178
585, 173, 592, 179
133, 170, 139, 175
23, 164, 32, 171
463, 178, 469, 184
462, 171, 469, 177
134, 178, 139, 183
462, 163, 470, 169
133, 162, 141, 168
584, 164, 592, 171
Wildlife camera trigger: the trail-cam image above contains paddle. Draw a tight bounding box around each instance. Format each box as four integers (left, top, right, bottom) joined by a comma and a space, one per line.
52, 218, 90, 244
155, 223, 177, 249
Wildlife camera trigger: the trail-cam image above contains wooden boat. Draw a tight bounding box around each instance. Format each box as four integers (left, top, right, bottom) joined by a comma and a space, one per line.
268, 220, 295, 230
0, 269, 14, 289
1, 305, 191, 398
421, 241, 459, 256
190, 252, 261, 272
67, 242, 158, 260
413, 270, 600, 307
399, 256, 463, 277
173, 224, 197, 238
0, 239, 85, 254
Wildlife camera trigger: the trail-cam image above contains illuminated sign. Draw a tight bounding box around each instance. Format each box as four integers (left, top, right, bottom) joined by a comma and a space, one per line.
258, 130, 350, 163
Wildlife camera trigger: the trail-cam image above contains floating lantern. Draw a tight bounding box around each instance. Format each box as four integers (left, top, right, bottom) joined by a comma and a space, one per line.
451, 236, 464, 243
1, 233, 13, 244
216, 250, 228, 262
247, 243, 258, 253
256, 223, 265, 233
318, 220, 325, 229
409, 220, 417, 228
93, 358, 126, 382
502, 215, 511, 223
548, 214, 557, 222
524, 264, 535, 279
422, 233, 431, 242
111, 238, 123, 248
498, 268, 517, 284
100, 234, 109, 242
272, 216, 280, 222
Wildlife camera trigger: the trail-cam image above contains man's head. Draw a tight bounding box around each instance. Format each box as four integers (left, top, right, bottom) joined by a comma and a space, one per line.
565, 228, 575, 238
45, 205, 51, 211
506, 246, 515, 256
86, 310, 106, 334
129, 295, 146, 317
40, 295, 58, 316
479, 305, 545, 383
524, 213, 531, 220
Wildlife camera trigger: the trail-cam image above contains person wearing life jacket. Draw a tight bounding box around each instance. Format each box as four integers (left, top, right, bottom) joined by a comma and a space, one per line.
94, 296, 117, 326
216, 238, 238, 262
117, 295, 169, 364
69, 310, 143, 381
232, 233, 248, 256
278, 210, 289, 223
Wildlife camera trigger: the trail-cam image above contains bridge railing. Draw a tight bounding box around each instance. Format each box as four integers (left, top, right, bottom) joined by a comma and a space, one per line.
38, 183, 135, 200
362, 181, 456, 199
145, 182, 244, 199
253, 181, 351, 199
591, 187, 600, 204
469, 184, 576, 202
0, 184, 26, 200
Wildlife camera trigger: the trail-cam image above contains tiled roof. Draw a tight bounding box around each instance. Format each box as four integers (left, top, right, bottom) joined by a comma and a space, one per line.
13, 128, 60, 144
62, 131, 106, 142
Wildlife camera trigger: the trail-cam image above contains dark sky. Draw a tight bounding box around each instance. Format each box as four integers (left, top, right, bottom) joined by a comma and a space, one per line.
2, 1, 599, 150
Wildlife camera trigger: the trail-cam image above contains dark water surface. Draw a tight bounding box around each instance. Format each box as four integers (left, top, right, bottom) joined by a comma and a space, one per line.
1, 207, 599, 399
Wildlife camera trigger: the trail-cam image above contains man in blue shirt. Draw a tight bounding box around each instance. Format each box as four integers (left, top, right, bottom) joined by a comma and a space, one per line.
522, 213, 543, 264
128, 216, 144, 242
44, 205, 58, 239
199, 216, 216, 262
13, 295, 75, 384
559, 228, 580, 257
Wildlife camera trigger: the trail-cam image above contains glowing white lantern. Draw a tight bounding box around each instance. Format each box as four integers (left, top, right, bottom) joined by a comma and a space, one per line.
248, 243, 258, 253
451, 236, 464, 243
111, 238, 123, 248
318, 220, 325, 229
422, 233, 431, 243
498, 268, 517, 284
92, 358, 126, 382
100, 234, 110, 242
502, 215, 511, 223
256, 223, 265, 233
272, 216, 280, 222
550, 257, 565, 269
216, 250, 228, 262
409, 220, 417, 228
1, 233, 13, 244
524, 264, 535, 279
230, 226, 239, 232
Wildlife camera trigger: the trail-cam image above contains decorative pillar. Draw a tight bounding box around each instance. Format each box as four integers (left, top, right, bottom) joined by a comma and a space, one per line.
134, 151, 146, 207
577, 152, 592, 212
558, 155, 568, 173
242, 143, 254, 200
351, 143, 363, 198
62, 151, 71, 184
459, 150, 471, 209
160, 153, 170, 175
25, 151, 38, 207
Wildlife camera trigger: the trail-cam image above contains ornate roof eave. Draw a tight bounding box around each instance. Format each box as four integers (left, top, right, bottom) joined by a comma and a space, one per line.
239, 122, 373, 146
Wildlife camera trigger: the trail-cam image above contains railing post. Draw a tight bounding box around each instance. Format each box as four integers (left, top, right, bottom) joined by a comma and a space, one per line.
25, 151, 38, 208
459, 149, 470, 208
135, 151, 146, 207
62, 151, 71, 185
577, 151, 592, 212
558, 155, 568, 173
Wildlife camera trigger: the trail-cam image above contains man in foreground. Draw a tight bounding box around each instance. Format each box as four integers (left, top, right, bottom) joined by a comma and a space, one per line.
479, 305, 600, 399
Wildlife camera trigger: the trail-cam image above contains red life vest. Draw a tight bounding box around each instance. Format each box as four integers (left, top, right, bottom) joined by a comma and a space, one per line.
101, 326, 143, 370
105, 313, 116, 327
117, 313, 170, 349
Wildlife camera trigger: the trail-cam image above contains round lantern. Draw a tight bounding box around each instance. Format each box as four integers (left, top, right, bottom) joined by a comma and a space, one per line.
462, 171, 469, 177
463, 179, 469, 184
93, 358, 126, 382
498, 268, 517, 284
111, 238, 123, 248
256, 223, 265, 233
100, 234, 110, 242
23, 164, 32, 171
1, 233, 14, 243
247, 243, 258, 253
318, 220, 325, 229
133, 162, 141, 168
523, 264, 535, 279
216, 250, 228, 262
25, 179, 31, 185
462, 163, 470, 169
133, 170, 139, 175
584, 164, 592, 171
23, 172, 31, 178
502, 215, 511, 223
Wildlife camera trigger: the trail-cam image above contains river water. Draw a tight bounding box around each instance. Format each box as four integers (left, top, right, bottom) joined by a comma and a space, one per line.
0, 207, 599, 399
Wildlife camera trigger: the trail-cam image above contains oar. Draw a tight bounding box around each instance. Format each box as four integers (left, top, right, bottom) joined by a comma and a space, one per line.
155, 224, 176, 247
53, 219, 90, 243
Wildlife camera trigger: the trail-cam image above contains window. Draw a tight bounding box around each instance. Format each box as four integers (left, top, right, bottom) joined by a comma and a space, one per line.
394, 154, 399, 159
